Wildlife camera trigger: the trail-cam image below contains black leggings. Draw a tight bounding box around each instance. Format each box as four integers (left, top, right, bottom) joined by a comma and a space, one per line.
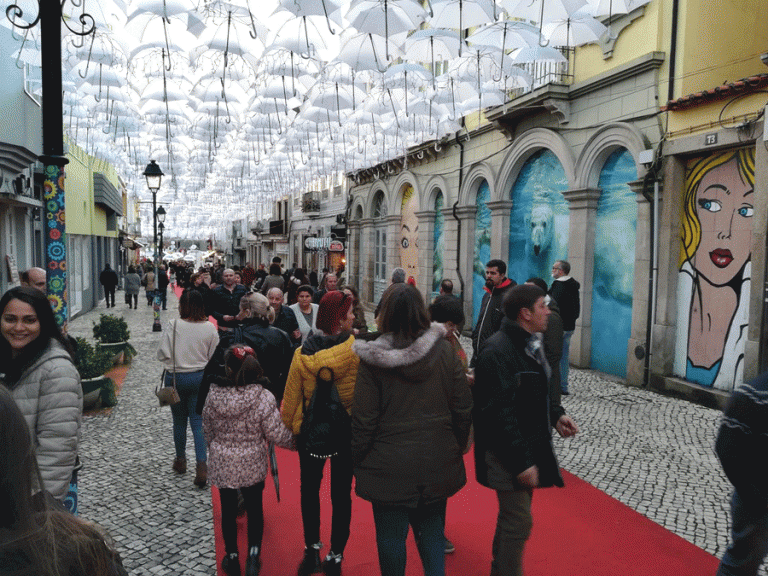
219, 483, 265, 555
299, 447, 353, 553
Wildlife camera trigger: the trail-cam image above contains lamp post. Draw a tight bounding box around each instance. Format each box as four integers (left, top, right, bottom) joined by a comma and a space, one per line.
143, 160, 163, 332
6, 0, 94, 330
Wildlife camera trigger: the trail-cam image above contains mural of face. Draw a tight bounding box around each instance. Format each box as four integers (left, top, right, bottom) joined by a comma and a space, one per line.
691, 156, 753, 287
400, 186, 419, 284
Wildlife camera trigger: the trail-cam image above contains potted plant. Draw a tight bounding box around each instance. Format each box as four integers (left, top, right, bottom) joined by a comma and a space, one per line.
93, 314, 136, 363
73, 337, 117, 409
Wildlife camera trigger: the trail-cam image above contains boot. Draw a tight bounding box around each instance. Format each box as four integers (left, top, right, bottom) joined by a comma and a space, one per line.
194, 461, 207, 488
245, 552, 261, 576
321, 552, 342, 576
222, 552, 240, 576
172, 457, 186, 474
297, 543, 322, 576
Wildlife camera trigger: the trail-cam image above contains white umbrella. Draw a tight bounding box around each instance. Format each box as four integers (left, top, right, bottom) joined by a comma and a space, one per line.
346, 0, 426, 60
336, 31, 404, 73
269, 14, 336, 59
428, 0, 500, 36
541, 8, 607, 47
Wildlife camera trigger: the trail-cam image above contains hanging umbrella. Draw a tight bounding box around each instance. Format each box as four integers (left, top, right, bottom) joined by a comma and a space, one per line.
428, 0, 500, 36
189, 11, 265, 70
336, 31, 404, 73
346, 0, 427, 60
541, 8, 607, 47
269, 14, 336, 59
125, 0, 205, 37
274, 0, 344, 32
501, 0, 586, 25
586, 0, 633, 17
511, 44, 568, 62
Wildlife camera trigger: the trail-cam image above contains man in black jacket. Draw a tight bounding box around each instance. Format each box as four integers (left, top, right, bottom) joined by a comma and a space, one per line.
715, 371, 768, 576
208, 268, 248, 334
157, 265, 170, 310
99, 264, 119, 308
474, 284, 578, 576
548, 260, 580, 395
470, 259, 516, 367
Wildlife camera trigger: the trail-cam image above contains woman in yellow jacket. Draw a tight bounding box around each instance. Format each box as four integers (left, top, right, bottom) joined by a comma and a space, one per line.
281, 291, 359, 576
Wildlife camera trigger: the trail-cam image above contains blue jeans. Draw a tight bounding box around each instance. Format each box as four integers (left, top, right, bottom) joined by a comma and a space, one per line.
158, 289, 167, 310
166, 370, 206, 463
717, 490, 768, 576
560, 330, 573, 392
372, 499, 446, 576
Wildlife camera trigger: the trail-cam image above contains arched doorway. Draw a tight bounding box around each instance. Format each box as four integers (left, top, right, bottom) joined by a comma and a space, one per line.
590, 148, 638, 377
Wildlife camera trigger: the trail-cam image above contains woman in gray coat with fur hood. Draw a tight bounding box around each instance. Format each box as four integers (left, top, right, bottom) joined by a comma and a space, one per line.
351, 283, 472, 576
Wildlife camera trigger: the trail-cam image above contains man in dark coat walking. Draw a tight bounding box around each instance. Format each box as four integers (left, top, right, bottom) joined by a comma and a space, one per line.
474, 283, 578, 576
100, 263, 119, 308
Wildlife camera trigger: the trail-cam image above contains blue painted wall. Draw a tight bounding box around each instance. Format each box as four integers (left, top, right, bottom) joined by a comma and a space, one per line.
473, 181, 491, 325
433, 192, 445, 296
590, 148, 638, 377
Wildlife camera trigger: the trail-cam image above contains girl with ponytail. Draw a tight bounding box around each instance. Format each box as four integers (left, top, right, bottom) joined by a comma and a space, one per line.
202, 344, 295, 576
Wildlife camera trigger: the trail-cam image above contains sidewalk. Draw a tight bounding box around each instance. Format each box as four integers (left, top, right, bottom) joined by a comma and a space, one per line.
68, 290, 754, 575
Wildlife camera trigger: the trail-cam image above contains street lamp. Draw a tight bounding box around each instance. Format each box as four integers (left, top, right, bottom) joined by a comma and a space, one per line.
143, 160, 164, 332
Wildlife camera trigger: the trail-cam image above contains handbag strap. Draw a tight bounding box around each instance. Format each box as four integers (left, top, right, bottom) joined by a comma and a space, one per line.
171, 320, 177, 388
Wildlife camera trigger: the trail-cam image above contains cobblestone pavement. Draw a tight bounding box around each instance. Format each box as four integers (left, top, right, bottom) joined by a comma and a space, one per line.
68, 292, 760, 575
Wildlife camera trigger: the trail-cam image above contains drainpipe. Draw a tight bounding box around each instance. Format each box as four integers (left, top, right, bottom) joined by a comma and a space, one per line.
453, 133, 466, 304
668, 0, 680, 103
640, 148, 662, 388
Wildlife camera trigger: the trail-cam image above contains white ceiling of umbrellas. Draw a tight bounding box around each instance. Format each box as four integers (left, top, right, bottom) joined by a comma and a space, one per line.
3, 0, 648, 239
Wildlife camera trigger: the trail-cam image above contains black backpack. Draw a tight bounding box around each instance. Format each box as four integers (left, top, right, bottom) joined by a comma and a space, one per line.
299, 367, 351, 459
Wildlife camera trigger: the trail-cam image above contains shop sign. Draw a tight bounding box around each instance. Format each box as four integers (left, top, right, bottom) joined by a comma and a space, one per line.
304, 237, 332, 251
329, 240, 344, 252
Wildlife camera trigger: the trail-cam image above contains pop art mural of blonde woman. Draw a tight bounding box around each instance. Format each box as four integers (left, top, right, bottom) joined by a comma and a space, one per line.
400, 185, 420, 285
673, 148, 755, 391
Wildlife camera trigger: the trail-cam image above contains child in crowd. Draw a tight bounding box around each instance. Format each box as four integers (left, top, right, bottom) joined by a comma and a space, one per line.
203, 344, 296, 576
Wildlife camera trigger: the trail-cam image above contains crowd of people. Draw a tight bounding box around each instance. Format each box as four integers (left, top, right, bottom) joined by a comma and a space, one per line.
0, 255, 759, 576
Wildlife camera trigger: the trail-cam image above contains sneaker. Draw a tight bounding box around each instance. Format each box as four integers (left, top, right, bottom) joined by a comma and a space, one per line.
321, 552, 342, 576
297, 544, 322, 576
444, 538, 455, 554
245, 553, 261, 576
222, 552, 240, 576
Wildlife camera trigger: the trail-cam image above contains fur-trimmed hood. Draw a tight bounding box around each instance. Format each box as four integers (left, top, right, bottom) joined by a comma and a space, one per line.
353, 323, 446, 377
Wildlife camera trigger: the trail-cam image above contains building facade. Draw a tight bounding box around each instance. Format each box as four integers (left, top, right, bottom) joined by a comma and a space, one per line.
345, 0, 768, 402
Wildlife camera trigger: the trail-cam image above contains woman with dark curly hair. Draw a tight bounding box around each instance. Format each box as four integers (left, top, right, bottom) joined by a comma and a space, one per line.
0, 385, 127, 575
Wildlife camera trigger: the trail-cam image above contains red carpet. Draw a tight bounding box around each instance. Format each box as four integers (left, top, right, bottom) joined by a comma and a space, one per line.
211, 448, 719, 575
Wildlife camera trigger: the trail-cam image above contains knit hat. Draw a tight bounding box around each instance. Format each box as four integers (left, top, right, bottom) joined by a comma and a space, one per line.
316, 291, 353, 335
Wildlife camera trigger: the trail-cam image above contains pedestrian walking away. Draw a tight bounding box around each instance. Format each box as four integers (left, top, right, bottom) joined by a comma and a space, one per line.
203, 344, 296, 576
156, 289, 219, 488
281, 291, 360, 576
352, 284, 472, 576
100, 264, 119, 308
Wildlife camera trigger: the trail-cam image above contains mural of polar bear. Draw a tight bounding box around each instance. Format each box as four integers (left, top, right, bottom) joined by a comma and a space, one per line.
522, 202, 569, 279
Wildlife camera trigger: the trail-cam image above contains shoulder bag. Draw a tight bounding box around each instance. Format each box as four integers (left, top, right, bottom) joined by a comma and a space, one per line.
155, 320, 181, 406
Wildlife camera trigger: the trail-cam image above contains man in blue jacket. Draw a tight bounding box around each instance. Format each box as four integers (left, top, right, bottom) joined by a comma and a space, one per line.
474, 283, 578, 576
